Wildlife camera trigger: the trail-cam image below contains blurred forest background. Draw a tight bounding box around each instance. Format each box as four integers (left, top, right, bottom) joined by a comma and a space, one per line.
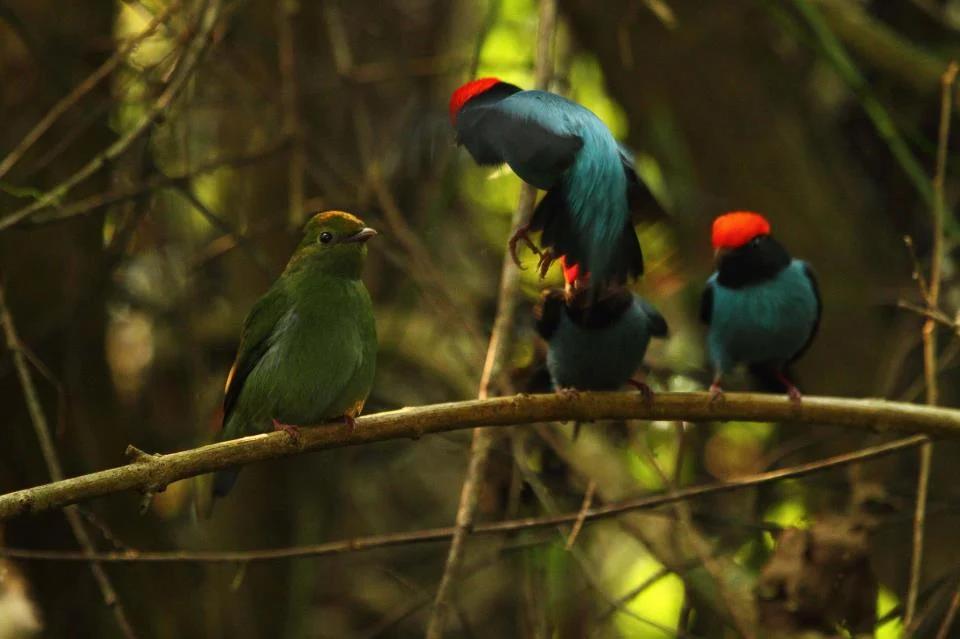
2, 0, 960, 637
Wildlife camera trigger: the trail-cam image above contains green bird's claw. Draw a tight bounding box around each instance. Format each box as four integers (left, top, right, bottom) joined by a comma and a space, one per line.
272, 419, 302, 445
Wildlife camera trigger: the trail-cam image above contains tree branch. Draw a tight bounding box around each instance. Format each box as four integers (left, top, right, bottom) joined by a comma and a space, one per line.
425, 1, 557, 635
1, 392, 959, 522
0, 434, 925, 563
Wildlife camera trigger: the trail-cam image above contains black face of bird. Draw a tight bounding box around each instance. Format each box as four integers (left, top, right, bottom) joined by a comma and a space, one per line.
715, 235, 792, 288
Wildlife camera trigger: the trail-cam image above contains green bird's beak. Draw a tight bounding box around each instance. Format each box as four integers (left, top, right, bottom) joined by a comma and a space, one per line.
343, 227, 378, 243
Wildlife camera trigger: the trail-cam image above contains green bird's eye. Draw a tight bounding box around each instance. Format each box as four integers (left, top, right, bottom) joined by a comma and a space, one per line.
319, 232, 334, 244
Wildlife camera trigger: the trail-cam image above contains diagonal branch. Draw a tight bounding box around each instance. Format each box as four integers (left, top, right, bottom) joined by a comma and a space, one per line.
1, 392, 959, 522
425, 1, 557, 635
0, 281, 138, 638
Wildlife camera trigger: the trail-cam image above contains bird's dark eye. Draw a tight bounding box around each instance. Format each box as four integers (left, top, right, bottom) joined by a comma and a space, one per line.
751, 237, 762, 247
319, 232, 333, 244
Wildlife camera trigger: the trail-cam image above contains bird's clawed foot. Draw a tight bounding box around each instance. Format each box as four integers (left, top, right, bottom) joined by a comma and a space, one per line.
537, 249, 557, 279
775, 371, 803, 406
708, 383, 725, 404
338, 415, 357, 432
272, 418, 302, 444
627, 379, 654, 404
508, 224, 543, 269
557, 387, 581, 400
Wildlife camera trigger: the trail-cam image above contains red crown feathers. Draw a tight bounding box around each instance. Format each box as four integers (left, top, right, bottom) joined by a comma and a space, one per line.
449, 77, 502, 124
711, 211, 771, 250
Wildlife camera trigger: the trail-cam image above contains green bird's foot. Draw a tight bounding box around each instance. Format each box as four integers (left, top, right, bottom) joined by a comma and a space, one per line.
627, 379, 654, 404
272, 418, 302, 445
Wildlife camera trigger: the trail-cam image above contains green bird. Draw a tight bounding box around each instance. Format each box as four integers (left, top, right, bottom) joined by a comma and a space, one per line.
196, 210, 378, 514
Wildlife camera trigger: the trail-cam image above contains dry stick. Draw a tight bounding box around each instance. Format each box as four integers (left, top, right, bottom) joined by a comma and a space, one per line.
0, 0, 184, 182
905, 60, 958, 631
2, 393, 959, 522
276, 0, 305, 228
936, 587, 960, 639
0, 0, 223, 232
564, 480, 596, 550
424, 2, 557, 636
0, 435, 928, 564
0, 284, 137, 638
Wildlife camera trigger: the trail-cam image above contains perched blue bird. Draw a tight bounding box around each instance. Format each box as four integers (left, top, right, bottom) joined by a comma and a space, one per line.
534, 274, 668, 394
700, 211, 821, 401
449, 77, 661, 287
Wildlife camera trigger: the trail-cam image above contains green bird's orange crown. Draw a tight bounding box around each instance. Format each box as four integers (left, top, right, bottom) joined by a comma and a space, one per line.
287, 210, 378, 274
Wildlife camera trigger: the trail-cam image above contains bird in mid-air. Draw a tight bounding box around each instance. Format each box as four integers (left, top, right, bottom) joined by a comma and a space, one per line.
534, 264, 668, 396
196, 210, 378, 515
700, 211, 821, 401
449, 77, 661, 288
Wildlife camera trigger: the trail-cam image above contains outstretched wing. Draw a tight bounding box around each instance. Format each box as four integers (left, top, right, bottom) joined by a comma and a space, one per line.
699, 282, 714, 325
790, 262, 822, 363
534, 289, 566, 340
455, 91, 583, 190
221, 285, 289, 433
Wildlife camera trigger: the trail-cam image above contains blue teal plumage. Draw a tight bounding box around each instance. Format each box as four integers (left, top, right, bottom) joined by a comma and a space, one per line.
536, 290, 668, 390
704, 260, 819, 375
452, 80, 658, 287
700, 213, 821, 396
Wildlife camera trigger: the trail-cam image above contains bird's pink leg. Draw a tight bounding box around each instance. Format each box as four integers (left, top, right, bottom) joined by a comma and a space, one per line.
775, 371, 803, 405
708, 374, 725, 404
627, 378, 654, 403
508, 223, 543, 269
272, 418, 302, 444
556, 386, 581, 399
337, 415, 357, 433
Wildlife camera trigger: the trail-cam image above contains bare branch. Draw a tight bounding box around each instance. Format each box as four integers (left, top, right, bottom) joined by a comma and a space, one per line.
0, 281, 138, 638
0, 435, 924, 564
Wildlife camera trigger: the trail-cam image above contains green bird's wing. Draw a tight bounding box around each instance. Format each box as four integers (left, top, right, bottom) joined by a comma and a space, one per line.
221, 284, 290, 434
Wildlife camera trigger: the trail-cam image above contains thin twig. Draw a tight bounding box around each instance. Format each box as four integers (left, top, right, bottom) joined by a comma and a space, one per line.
565, 480, 596, 550
905, 60, 958, 629
277, 0, 305, 227
936, 586, 960, 639
0, 0, 224, 232
0, 1, 184, 181
425, 2, 557, 635
0, 435, 927, 564
0, 282, 137, 638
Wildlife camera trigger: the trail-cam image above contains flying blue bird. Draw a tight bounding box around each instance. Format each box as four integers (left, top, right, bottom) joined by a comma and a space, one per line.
700, 211, 821, 401
449, 77, 661, 288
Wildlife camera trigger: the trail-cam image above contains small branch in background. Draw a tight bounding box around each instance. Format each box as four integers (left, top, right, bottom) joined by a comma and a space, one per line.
277, 0, 305, 228
0, 0, 184, 182
565, 480, 596, 550
0, 0, 224, 232
905, 60, 958, 630
0, 281, 138, 639
936, 586, 960, 639
425, 1, 557, 636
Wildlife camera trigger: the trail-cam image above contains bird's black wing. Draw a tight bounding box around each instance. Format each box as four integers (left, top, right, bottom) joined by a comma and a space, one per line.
222, 286, 288, 428
456, 99, 583, 188
699, 283, 714, 325
534, 290, 566, 340
790, 262, 822, 363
